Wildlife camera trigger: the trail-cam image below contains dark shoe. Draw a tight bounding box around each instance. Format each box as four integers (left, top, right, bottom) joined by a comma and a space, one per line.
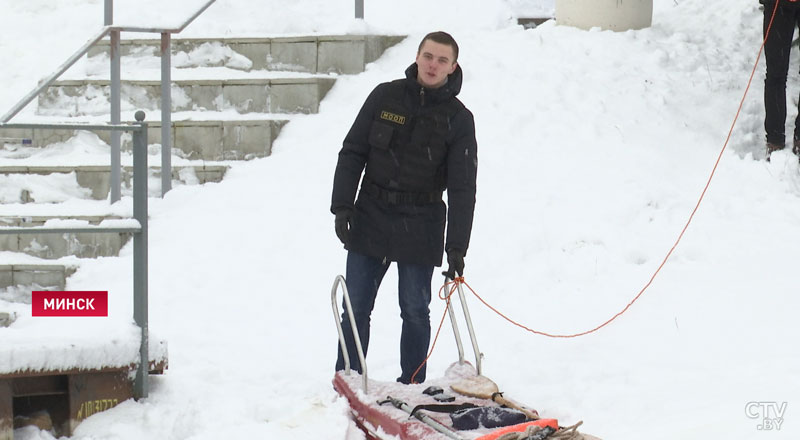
793, 139, 800, 157
766, 142, 784, 162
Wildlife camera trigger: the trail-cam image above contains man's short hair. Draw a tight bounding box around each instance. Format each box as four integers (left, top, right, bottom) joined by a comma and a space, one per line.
418, 31, 459, 63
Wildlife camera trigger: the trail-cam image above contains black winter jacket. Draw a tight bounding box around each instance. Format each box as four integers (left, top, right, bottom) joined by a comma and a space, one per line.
763, 0, 800, 8
331, 63, 478, 266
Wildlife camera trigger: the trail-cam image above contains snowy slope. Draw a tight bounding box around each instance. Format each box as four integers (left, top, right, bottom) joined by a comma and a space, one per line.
2, 0, 799, 439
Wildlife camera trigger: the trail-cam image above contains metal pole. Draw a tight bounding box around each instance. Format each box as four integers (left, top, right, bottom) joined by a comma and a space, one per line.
110, 30, 121, 203
445, 278, 466, 366
132, 111, 149, 399
160, 32, 172, 196
104, 0, 113, 25
355, 0, 364, 19
379, 396, 466, 440
455, 282, 482, 375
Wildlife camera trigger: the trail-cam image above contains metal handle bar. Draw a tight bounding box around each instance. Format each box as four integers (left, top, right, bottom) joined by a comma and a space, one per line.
379, 395, 466, 440
445, 276, 483, 375
0, 122, 144, 131
331, 274, 369, 393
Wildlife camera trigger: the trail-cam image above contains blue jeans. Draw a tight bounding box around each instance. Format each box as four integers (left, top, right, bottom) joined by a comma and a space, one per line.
335, 251, 434, 383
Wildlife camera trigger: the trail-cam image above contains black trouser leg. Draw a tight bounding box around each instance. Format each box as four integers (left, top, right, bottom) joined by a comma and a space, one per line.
764, 2, 800, 146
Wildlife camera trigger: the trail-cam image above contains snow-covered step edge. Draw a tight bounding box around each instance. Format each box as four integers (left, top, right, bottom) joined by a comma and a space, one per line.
38, 77, 337, 116
0, 263, 77, 291
0, 164, 228, 200
0, 334, 168, 378
0, 225, 131, 260
87, 34, 406, 74
1, 117, 288, 161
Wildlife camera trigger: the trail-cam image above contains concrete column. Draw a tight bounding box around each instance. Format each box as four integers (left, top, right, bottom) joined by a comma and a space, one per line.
556, 0, 652, 31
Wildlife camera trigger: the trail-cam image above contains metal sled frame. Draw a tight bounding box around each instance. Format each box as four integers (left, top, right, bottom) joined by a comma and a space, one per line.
331, 274, 483, 393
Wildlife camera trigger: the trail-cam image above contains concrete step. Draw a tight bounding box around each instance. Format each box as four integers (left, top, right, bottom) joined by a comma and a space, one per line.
38, 77, 337, 116
87, 35, 405, 74
0, 164, 228, 201
0, 215, 130, 259
0, 264, 77, 290
517, 17, 552, 29
1, 118, 288, 161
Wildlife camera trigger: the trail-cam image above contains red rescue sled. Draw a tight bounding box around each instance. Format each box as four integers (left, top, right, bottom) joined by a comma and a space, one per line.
331, 276, 599, 440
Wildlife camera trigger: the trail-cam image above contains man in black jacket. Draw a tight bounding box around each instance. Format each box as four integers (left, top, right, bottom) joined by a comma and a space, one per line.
331, 31, 478, 383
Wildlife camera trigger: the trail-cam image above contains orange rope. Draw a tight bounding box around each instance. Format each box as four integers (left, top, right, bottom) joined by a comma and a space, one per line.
410, 2, 781, 376
409, 280, 460, 383
429, 3, 782, 343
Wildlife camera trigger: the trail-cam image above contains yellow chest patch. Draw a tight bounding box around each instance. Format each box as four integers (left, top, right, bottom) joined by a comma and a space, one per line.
380, 111, 406, 125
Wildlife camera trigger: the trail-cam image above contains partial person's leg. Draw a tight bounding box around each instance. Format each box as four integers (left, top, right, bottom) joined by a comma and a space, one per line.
791, 10, 800, 153
764, 2, 795, 152
396, 261, 434, 384
335, 251, 390, 374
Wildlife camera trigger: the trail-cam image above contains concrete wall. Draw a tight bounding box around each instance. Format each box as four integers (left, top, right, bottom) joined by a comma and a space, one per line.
556, 0, 652, 31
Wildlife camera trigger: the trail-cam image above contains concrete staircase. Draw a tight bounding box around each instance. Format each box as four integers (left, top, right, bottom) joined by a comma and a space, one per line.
0, 33, 404, 294
15, 35, 403, 160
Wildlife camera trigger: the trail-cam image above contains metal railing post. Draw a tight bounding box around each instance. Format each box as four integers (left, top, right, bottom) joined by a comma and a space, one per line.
160, 32, 172, 196
132, 111, 149, 399
355, 0, 364, 19
110, 30, 122, 203
104, 0, 113, 25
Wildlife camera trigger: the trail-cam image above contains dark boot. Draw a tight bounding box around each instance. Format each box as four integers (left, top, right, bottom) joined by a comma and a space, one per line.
766, 142, 784, 162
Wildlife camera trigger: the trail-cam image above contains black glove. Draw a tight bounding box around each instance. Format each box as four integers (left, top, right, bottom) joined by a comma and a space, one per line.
443, 249, 465, 280
334, 209, 352, 245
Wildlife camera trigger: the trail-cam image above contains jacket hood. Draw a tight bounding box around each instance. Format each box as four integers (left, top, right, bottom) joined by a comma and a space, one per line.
405, 62, 463, 104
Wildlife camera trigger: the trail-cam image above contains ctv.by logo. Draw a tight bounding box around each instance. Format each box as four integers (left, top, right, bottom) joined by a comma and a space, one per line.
745, 401, 787, 431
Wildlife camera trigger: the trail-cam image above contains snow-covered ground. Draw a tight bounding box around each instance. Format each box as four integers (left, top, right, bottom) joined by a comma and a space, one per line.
1, 0, 799, 439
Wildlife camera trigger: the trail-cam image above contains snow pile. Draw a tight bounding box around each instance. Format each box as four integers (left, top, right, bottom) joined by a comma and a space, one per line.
0, 0, 798, 439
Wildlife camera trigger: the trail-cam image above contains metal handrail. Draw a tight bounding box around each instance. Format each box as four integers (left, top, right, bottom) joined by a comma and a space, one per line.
0, 115, 151, 399
331, 275, 369, 393
105, 0, 216, 33
0, 226, 141, 234
119, 0, 217, 34
0, 2, 214, 125
2, 0, 217, 200
0, 28, 111, 123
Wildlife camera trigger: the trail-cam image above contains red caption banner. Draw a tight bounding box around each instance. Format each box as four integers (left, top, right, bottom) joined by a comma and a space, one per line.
31, 291, 109, 317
